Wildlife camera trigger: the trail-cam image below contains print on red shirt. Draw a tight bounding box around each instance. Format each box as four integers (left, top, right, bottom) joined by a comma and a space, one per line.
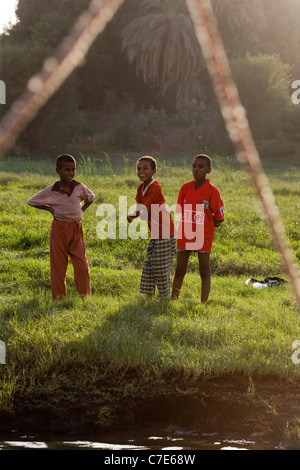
176, 179, 224, 252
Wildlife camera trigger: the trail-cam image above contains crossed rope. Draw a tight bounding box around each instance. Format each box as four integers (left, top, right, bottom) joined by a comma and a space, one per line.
1, 0, 299, 310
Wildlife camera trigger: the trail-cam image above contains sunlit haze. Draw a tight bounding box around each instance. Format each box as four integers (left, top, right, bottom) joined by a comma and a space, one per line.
0, 0, 18, 33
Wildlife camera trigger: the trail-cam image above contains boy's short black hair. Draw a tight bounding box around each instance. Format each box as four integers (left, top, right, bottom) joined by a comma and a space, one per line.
56, 154, 76, 169
194, 154, 211, 168
137, 155, 157, 170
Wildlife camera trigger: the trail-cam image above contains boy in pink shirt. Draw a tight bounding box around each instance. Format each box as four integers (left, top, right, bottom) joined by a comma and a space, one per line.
172, 154, 224, 302
27, 154, 94, 299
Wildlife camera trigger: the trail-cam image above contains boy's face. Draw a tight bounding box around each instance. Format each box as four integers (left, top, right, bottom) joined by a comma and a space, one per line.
56, 161, 76, 184
136, 160, 156, 185
192, 157, 211, 181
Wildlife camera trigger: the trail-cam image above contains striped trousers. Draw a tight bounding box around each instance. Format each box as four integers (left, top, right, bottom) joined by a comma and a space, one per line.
139, 237, 176, 297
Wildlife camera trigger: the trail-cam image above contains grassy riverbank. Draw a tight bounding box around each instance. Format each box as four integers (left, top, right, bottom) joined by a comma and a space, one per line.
1, 153, 300, 438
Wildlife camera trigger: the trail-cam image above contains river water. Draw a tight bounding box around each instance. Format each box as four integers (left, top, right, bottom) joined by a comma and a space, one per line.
0, 425, 284, 450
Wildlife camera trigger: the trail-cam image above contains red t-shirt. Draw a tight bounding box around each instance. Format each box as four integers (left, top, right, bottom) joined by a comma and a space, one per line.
176, 179, 224, 251
135, 179, 175, 239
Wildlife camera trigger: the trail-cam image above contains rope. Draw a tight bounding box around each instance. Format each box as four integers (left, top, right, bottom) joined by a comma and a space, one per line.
185, 0, 300, 311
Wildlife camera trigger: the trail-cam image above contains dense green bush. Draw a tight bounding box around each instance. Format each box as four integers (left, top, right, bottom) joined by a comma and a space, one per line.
230, 53, 294, 139
138, 106, 166, 135
0, 42, 87, 150
203, 53, 296, 151
1, 1, 300, 153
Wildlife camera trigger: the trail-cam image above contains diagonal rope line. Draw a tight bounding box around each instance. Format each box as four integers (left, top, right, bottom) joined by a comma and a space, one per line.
0, 0, 125, 155
186, 0, 300, 311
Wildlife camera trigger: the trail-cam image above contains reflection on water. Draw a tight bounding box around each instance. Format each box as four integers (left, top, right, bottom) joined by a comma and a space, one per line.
0, 427, 284, 450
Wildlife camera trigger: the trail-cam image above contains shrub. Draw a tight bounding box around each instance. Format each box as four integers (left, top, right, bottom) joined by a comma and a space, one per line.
175, 99, 203, 126
0, 43, 87, 150
138, 106, 166, 136
204, 53, 295, 151
112, 102, 138, 149
230, 53, 293, 139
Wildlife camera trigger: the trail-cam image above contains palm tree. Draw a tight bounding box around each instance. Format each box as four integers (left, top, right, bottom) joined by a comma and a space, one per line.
121, 0, 297, 103
121, 0, 205, 102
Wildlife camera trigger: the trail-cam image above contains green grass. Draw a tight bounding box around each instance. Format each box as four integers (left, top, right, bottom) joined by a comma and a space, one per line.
1, 153, 300, 413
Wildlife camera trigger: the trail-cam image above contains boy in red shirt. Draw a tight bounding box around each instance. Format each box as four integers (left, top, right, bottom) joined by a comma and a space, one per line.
172, 154, 224, 303
128, 156, 175, 298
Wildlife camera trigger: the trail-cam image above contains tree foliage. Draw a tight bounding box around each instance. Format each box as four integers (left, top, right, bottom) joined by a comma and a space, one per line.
0, 40, 85, 150
122, 0, 204, 102
213, 0, 268, 57
122, 0, 300, 103
0, 0, 299, 151
0, 0, 145, 149
231, 53, 294, 138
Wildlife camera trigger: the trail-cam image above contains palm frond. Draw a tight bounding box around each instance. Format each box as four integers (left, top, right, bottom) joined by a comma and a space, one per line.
121, 2, 202, 87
